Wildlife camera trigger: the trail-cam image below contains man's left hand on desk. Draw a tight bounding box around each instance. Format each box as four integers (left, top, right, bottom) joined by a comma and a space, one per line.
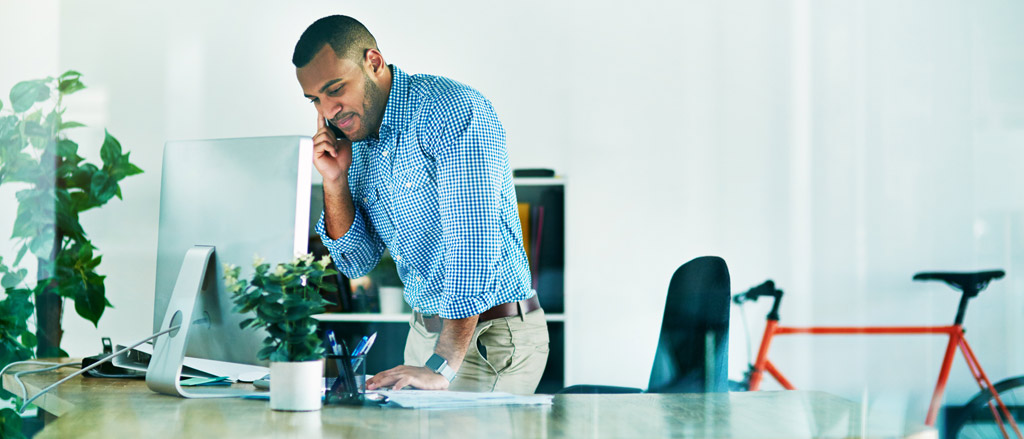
366, 365, 449, 391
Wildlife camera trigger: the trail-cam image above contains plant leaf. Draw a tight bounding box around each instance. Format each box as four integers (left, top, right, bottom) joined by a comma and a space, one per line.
59, 70, 82, 80
9, 80, 50, 113
23, 120, 49, 138
13, 244, 29, 267
257, 345, 277, 361
1, 270, 25, 288
68, 191, 94, 213
67, 163, 98, 191
59, 121, 86, 130
73, 272, 108, 326
57, 139, 79, 158
89, 169, 117, 205
28, 227, 56, 260
112, 152, 144, 179
99, 130, 122, 169
58, 77, 86, 95
0, 407, 27, 439
21, 331, 37, 349
11, 205, 35, 239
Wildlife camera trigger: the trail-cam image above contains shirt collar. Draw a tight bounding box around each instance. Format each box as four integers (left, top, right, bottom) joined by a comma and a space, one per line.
378, 65, 413, 137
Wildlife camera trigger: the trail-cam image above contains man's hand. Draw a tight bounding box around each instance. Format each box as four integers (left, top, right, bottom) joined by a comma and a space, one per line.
313, 114, 353, 185
366, 366, 450, 391
314, 113, 358, 239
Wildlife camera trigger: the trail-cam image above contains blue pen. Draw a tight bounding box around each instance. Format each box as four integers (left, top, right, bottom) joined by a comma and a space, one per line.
325, 330, 347, 394
352, 332, 377, 373
326, 330, 343, 355
351, 335, 369, 356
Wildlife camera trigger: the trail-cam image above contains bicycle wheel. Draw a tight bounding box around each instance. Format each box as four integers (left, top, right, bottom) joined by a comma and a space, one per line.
951, 375, 1024, 439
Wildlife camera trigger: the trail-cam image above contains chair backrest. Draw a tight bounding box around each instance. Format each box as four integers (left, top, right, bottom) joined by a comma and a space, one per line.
647, 256, 730, 393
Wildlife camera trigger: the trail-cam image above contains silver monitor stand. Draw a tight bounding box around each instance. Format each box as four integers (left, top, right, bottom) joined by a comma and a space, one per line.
147, 246, 261, 398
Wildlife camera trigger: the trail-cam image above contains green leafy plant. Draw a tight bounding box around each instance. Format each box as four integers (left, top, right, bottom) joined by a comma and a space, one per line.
0, 258, 32, 439
0, 70, 142, 358
225, 253, 337, 362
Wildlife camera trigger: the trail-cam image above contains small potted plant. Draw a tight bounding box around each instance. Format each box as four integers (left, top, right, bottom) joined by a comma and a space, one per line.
369, 252, 405, 314
224, 253, 336, 411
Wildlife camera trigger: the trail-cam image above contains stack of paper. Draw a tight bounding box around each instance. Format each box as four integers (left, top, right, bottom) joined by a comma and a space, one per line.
378, 390, 553, 409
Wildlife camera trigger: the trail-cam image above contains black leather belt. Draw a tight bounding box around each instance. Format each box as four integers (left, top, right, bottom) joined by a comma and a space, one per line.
413, 295, 542, 333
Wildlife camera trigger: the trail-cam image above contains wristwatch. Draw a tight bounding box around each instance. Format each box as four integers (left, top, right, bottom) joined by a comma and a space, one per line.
425, 353, 456, 382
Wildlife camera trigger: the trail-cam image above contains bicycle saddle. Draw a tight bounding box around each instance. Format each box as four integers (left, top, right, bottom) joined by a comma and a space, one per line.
912, 270, 1005, 297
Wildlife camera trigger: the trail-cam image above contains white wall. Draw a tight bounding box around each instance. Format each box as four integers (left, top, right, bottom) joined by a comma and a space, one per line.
3, 0, 1024, 427
0, 0, 59, 296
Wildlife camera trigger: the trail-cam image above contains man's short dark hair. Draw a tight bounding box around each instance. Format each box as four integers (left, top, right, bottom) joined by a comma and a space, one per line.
292, 15, 378, 68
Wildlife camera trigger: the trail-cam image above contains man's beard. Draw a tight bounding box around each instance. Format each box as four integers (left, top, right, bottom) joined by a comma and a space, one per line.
347, 73, 387, 141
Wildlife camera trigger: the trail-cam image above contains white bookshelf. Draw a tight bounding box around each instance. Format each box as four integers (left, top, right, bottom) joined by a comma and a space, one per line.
314, 313, 565, 323
513, 176, 565, 186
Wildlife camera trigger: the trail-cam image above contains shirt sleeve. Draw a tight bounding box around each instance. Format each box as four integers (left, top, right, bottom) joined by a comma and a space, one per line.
315, 206, 384, 280
424, 88, 507, 319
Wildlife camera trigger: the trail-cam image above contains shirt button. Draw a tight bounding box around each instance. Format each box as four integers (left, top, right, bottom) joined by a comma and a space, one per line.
416, 276, 422, 282
395, 255, 402, 261
405, 182, 412, 188
382, 150, 388, 157
363, 197, 368, 203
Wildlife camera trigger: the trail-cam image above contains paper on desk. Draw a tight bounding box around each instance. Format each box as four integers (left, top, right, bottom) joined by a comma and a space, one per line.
112, 343, 269, 381
378, 390, 553, 409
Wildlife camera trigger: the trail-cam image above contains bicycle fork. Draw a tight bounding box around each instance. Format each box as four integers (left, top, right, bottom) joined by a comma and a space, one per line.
941, 328, 1022, 438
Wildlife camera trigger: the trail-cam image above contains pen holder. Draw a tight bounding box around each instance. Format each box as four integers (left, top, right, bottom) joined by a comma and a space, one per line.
325, 353, 366, 404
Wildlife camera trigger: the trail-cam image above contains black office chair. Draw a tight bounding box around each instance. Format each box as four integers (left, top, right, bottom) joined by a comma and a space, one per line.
558, 256, 731, 394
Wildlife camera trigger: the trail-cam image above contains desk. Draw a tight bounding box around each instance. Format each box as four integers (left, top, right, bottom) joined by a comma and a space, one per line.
4, 361, 863, 438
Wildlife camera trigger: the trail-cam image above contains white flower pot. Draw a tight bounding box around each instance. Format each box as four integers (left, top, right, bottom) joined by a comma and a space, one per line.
379, 286, 405, 314
270, 359, 323, 411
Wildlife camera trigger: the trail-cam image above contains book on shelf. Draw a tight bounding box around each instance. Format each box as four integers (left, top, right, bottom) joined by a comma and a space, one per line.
517, 201, 548, 290
531, 205, 544, 290
517, 202, 531, 263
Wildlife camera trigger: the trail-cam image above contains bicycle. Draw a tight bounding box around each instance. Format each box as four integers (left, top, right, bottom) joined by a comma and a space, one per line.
730, 270, 1023, 439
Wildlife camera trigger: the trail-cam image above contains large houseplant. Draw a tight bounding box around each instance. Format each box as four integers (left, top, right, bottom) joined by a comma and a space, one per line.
224, 253, 336, 411
0, 71, 142, 356
0, 71, 142, 434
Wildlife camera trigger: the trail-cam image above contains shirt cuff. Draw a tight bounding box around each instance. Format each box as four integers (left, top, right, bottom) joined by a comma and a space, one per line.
315, 208, 371, 254
437, 291, 499, 320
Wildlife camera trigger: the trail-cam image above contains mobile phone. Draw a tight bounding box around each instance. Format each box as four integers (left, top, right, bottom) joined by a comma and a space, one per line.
326, 117, 346, 140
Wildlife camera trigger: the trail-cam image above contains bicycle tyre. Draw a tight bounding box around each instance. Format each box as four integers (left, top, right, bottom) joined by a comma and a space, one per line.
950, 375, 1024, 439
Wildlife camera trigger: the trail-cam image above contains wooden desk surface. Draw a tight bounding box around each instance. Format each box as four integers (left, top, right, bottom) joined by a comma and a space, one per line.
4, 361, 863, 439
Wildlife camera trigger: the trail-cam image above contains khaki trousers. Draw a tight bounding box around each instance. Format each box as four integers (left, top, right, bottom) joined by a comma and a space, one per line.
404, 308, 550, 394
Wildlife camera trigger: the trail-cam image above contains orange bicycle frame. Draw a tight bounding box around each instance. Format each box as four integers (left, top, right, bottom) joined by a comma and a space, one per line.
748, 319, 1021, 435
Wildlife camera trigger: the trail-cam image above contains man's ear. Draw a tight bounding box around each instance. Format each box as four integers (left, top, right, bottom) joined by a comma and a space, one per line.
364, 49, 386, 76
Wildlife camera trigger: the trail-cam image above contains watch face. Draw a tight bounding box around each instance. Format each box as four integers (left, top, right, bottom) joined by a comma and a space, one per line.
426, 354, 446, 371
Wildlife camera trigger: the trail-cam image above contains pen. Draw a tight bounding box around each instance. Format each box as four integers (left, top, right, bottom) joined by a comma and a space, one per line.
358, 332, 377, 355
351, 335, 369, 357
352, 332, 377, 372
326, 330, 343, 355
325, 330, 346, 395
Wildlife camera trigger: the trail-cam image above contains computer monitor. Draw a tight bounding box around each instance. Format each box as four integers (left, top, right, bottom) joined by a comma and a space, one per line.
148, 136, 312, 397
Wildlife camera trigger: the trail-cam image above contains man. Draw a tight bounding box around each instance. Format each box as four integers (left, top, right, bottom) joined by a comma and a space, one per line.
293, 15, 549, 393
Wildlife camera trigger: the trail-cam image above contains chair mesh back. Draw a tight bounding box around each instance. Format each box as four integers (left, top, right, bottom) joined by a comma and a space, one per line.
647, 256, 730, 393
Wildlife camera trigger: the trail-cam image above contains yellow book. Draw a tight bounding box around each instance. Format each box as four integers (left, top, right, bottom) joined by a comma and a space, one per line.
517, 202, 531, 264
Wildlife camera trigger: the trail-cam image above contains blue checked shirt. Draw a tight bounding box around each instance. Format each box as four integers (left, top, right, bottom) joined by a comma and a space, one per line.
315, 65, 533, 319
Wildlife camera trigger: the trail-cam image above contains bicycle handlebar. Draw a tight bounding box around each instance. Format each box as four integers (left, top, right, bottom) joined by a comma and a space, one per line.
733, 280, 784, 321
733, 280, 778, 304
